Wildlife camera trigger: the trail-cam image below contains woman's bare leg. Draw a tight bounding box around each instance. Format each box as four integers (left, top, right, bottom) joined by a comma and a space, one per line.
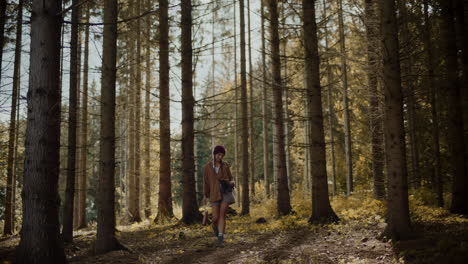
219, 202, 229, 233
211, 204, 220, 235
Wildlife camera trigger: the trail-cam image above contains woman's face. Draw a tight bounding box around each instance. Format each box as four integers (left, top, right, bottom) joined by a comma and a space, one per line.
214, 153, 224, 162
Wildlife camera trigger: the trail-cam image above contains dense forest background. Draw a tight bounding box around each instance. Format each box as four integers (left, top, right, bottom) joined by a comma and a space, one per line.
0, 0, 467, 263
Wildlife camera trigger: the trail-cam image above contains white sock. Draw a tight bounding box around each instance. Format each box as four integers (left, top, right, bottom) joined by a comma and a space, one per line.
218, 232, 224, 237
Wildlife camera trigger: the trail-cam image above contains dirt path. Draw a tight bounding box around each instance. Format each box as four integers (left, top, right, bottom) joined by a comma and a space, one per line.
63, 216, 399, 264
2, 213, 467, 263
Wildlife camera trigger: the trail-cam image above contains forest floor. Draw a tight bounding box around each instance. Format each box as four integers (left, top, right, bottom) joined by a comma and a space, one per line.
1, 192, 468, 263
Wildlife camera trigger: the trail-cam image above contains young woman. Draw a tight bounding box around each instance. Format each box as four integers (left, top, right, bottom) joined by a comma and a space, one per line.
203, 145, 235, 247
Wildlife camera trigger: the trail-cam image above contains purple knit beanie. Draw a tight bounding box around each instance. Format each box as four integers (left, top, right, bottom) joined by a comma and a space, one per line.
213, 145, 226, 155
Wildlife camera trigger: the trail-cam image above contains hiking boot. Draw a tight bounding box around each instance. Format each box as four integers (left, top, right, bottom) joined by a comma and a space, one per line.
212, 224, 219, 237
217, 234, 224, 247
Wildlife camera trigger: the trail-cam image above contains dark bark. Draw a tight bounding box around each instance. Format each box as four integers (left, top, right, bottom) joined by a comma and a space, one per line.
15, 0, 66, 262
0, 0, 7, 87
180, 0, 202, 224
303, 0, 338, 223
322, 0, 336, 196
365, 0, 386, 201
240, 0, 250, 215
268, 0, 291, 216
247, 0, 255, 198
127, 0, 136, 222
4, 0, 23, 236
338, 0, 353, 195
423, 0, 443, 207
95, 0, 123, 254
281, 6, 291, 192
77, 3, 91, 228
261, 0, 270, 198
398, 0, 420, 189
144, 0, 152, 219
377, 0, 412, 240
234, 0, 241, 205
62, 0, 81, 243
155, 0, 175, 223
133, 0, 143, 223
440, 0, 468, 215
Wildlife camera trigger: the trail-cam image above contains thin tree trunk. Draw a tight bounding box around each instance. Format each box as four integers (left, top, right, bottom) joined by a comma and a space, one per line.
144, 0, 152, 219
268, 0, 291, 216
95, 0, 123, 253
181, 0, 202, 224
0, 0, 7, 87
234, 0, 241, 205
240, 0, 250, 215
365, 0, 385, 200
62, 0, 81, 243
378, 0, 412, 240
77, 3, 91, 228
322, 0, 336, 196
127, 0, 136, 221
303, 115, 310, 198
11, 85, 20, 234
398, 0, 420, 189
211, 0, 216, 149
15, 0, 66, 261
247, 0, 255, 198
338, 0, 353, 195
261, 0, 270, 198
154, 0, 174, 223
440, 0, 468, 215
303, 0, 338, 223
4, 0, 23, 236
74, 19, 83, 229
133, 0, 143, 222
423, 0, 443, 207
281, 5, 291, 192
454, 0, 468, 212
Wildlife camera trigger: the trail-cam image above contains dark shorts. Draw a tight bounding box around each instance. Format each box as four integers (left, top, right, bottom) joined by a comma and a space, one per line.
210, 184, 235, 206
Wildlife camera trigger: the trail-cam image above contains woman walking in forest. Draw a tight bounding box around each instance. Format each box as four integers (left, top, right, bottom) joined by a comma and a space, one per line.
203, 145, 235, 247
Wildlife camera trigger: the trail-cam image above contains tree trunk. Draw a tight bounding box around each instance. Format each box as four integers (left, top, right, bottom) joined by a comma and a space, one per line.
281, 6, 291, 193
247, 0, 255, 198
62, 0, 81, 243
133, 0, 143, 222
261, 0, 270, 198
303, 113, 310, 198
15, 0, 66, 261
440, 0, 468, 215
423, 0, 443, 207
4, 0, 23, 236
365, 0, 386, 201
181, 0, 202, 224
95, 0, 123, 253
377, 0, 412, 240
127, 0, 136, 221
268, 0, 291, 216
338, 0, 353, 195
144, 0, 152, 219
240, 0, 250, 215
154, 0, 174, 223
234, 0, 241, 205
74, 20, 82, 230
0, 0, 7, 87
303, 0, 338, 223
11, 85, 20, 234
398, 0, 420, 189
77, 3, 91, 228
322, 0, 336, 196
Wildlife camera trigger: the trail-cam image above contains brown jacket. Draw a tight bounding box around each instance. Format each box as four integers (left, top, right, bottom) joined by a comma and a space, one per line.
203, 160, 233, 202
